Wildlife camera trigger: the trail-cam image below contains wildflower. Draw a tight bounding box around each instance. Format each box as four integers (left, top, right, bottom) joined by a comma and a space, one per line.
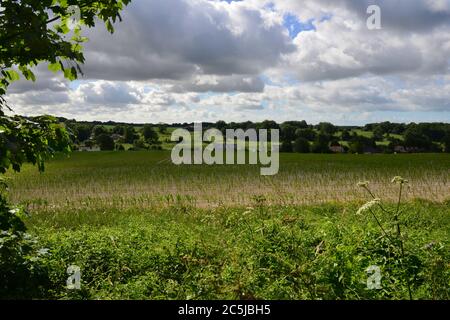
37, 248, 50, 256
423, 241, 436, 250
357, 181, 370, 188
357, 198, 381, 215
392, 176, 408, 184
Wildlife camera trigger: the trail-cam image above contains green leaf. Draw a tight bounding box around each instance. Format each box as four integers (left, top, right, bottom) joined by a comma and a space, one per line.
48, 62, 62, 73
4, 70, 20, 82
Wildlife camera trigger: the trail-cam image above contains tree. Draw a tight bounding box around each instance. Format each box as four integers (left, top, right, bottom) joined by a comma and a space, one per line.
96, 133, 115, 151
0, 0, 131, 298
349, 140, 364, 154
158, 124, 167, 134
133, 137, 147, 150
215, 121, 227, 133
0, 0, 132, 96
404, 126, 431, 150
142, 125, 159, 144
92, 125, 107, 138
348, 136, 377, 154
280, 141, 293, 153
260, 120, 280, 130
317, 122, 337, 135
311, 134, 331, 153
341, 129, 351, 141
295, 128, 316, 141
280, 124, 296, 143
373, 126, 384, 141
124, 126, 138, 144
113, 125, 126, 135
74, 124, 92, 142
443, 132, 450, 153
293, 137, 310, 153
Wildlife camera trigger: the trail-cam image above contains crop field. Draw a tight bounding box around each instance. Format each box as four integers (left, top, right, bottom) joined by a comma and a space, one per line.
8, 152, 450, 210
4, 152, 450, 300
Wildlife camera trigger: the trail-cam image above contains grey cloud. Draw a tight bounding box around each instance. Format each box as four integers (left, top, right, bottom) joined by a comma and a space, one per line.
11, 90, 69, 106
338, 0, 450, 32
80, 0, 295, 81
8, 65, 69, 94
80, 82, 140, 105
171, 75, 265, 93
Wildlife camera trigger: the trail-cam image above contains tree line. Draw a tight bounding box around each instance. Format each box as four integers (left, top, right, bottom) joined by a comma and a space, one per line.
60, 118, 450, 153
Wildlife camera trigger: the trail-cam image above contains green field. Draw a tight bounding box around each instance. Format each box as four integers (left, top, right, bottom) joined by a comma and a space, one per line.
5, 152, 450, 299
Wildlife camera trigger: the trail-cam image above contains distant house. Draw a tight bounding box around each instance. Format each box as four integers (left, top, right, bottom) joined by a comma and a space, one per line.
406, 147, 423, 153
329, 145, 345, 153
394, 146, 407, 153
79, 145, 101, 152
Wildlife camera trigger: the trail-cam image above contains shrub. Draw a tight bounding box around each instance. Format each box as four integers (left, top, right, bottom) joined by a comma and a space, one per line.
0, 195, 50, 299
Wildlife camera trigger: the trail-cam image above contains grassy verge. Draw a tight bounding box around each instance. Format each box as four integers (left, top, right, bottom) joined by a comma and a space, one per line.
24, 200, 449, 300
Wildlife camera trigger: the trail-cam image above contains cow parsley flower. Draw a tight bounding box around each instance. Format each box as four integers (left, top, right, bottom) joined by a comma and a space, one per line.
392, 176, 408, 184
357, 198, 381, 215
357, 181, 370, 188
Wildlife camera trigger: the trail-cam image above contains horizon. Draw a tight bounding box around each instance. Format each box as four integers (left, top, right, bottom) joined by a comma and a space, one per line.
19, 114, 450, 127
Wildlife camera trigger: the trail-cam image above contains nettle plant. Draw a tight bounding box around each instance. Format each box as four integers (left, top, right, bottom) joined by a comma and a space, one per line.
357, 177, 415, 300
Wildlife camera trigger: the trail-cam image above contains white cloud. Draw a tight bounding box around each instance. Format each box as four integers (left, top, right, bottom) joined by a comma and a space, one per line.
4, 0, 450, 124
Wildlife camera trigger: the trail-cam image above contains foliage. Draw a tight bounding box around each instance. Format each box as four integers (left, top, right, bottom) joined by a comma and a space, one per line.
0, 0, 131, 94
280, 141, 293, 153
142, 125, 159, 144
96, 133, 115, 151
293, 137, 310, 153
124, 126, 138, 144
3, 151, 448, 300
92, 125, 107, 138
0, 114, 71, 173
0, 192, 52, 299
0, 0, 131, 299
357, 177, 414, 299
18, 201, 449, 300
311, 133, 331, 153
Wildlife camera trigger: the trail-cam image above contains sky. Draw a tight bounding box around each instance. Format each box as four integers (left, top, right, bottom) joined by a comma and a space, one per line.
6, 0, 450, 125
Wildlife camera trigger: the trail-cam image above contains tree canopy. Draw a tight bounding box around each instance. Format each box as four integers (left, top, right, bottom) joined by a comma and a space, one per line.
0, 0, 131, 297
1, 0, 131, 173
0, 0, 131, 98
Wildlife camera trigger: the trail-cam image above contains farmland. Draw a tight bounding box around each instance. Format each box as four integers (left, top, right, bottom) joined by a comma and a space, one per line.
8, 152, 449, 209
4, 152, 450, 300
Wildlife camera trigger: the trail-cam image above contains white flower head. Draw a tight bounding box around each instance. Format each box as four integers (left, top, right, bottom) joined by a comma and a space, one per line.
391, 176, 409, 184
357, 198, 381, 215
357, 181, 370, 188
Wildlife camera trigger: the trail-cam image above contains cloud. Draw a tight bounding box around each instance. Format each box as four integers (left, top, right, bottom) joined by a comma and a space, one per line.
273, 0, 450, 32
278, 5, 450, 82
170, 74, 265, 93
4, 0, 450, 124
75, 81, 140, 106
81, 0, 294, 82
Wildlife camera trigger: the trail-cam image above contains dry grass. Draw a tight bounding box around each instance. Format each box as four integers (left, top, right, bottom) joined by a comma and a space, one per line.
7, 152, 449, 211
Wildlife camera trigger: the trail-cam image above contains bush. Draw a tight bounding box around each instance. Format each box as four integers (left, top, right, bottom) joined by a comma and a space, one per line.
96, 134, 115, 151
293, 137, 310, 153
0, 195, 50, 299
280, 141, 293, 153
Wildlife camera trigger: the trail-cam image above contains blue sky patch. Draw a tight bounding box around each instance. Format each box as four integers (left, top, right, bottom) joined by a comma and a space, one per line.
283, 13, 316, 39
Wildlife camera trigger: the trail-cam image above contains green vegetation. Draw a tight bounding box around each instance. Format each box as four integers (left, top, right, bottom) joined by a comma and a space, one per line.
0, 0, 131, 300
17, 199, 450, 300
64, 119, 450, 154
2, 152, 449, 299
0, 1, 448, 301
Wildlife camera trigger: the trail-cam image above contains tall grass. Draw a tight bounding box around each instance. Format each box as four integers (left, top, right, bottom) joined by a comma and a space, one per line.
7, 152, 449, 212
